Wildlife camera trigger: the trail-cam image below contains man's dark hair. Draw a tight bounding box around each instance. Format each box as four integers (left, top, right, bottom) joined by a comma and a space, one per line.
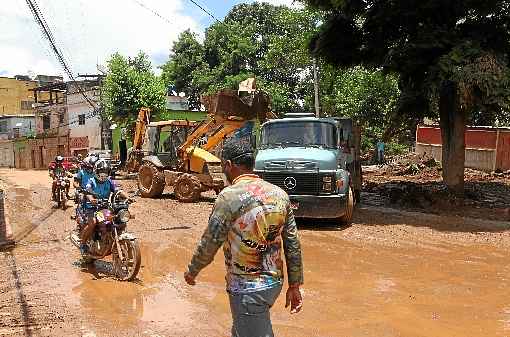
221, 137, 255, 170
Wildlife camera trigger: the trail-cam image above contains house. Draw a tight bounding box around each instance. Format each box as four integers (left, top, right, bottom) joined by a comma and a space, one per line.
166, 95, 189, 111
0, 115, 35, 140
0, 75, 63, 168
29, 81, 70, 166
67, 78, 103, 156
32, 81, 68, 137
0, 75, 37, 116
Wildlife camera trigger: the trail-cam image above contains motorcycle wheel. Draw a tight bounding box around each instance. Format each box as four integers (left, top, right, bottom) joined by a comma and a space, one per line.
60, 190, 67, 210
112, 239, 141, 281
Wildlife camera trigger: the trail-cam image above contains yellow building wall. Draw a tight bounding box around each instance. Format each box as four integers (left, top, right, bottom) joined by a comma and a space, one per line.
0, 77, 38, 115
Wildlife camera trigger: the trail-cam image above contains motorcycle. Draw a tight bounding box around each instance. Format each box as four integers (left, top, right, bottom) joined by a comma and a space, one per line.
70, 190, 141, 281
54, 174, 70, 210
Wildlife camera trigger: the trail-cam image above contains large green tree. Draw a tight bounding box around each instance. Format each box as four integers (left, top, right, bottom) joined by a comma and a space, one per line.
102, 52, 166, 127
161, 30, 207, 110
318, 64, 401, 146
162, 3, 320, 114
306, 0, 510, 194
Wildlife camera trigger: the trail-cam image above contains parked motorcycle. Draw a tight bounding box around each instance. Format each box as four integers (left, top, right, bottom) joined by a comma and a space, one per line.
54, 174, 70, 210
70, 190, 141, 281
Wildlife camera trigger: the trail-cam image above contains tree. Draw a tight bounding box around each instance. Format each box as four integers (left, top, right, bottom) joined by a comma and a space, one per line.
306, 0, 510, 195
162, 3, 321, 114
317, 64, 401, 148
161, 30, 207, 110
102, 52, 166, 129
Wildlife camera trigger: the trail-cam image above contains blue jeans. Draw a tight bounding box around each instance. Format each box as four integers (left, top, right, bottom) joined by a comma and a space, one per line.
228, 285, 282, 337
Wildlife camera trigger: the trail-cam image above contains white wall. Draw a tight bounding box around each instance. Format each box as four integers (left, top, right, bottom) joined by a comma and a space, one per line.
0, 116, 35, 139
0, 141, 14, 167
67, 89, 101, 150
416, 143, 496, 172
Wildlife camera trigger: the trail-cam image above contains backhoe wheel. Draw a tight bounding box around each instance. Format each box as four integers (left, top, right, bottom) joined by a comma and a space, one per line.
174, 173, 202, 203
138, 163, 165, 198
338, 186, 355, 226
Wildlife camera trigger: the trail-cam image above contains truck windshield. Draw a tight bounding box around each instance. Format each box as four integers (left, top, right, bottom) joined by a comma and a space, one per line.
260, 121, 336, 148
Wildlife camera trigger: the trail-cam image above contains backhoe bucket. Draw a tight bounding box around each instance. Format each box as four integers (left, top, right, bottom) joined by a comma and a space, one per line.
201, 90, 271, 121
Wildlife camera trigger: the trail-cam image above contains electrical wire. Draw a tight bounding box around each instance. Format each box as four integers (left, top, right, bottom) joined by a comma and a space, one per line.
129, 0, 178, 25
187, 0, 221, 23
25, 0, 99, 115
189, 0, 221, 22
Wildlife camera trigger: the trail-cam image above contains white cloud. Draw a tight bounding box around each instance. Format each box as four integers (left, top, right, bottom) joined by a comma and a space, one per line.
0, 0, 200, 78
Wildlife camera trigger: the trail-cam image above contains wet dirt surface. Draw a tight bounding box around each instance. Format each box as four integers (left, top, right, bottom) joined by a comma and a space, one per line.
363, 154, 510, 221
1, 168, 510, 336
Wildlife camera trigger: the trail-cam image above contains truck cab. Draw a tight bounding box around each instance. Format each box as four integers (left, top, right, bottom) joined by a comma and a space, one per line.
254, 113, 359, 225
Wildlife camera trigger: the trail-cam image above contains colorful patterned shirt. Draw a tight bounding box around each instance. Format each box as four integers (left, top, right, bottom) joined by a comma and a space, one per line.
188, 174, 304, 294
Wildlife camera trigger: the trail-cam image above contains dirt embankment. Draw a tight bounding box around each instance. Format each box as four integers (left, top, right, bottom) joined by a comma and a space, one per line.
362, 153, 510, 221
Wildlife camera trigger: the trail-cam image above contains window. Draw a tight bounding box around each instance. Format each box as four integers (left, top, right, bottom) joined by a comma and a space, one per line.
21, 100, 34, 110
260, 121, 337, 149
12, 128, 20, 138
0, 120, 7, 133
78, 114, 85, 125
59, 112, 65, 124
43, 115, 50, 130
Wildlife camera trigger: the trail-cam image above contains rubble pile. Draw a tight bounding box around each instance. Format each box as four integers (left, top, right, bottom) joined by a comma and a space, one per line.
384, 152, 441, 178
363, 153, 510, 220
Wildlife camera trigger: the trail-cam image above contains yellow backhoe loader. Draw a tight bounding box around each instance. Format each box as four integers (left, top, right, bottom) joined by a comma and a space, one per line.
133, 79, 272, 202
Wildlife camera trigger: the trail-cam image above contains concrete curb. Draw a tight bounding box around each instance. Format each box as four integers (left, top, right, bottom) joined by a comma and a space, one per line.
358, 205, 510, 229
0, 189, 15, 249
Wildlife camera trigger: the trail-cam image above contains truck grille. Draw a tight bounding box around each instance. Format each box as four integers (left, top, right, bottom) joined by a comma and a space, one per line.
261, 172, 319, 195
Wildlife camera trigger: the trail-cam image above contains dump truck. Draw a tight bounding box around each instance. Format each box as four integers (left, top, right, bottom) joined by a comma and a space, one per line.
254, 113, 361, 225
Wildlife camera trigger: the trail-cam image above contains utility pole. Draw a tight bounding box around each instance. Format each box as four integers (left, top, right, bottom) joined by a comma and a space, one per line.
313, 57, 320, 118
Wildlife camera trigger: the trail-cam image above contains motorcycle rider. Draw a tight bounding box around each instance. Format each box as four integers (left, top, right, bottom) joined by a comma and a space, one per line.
73, 156, 97, 225
73, 156, 97, 190
79, 159, 129, 256
49, 155, 70, 201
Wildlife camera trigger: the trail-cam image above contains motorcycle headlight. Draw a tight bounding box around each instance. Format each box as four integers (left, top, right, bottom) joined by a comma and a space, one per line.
118, 210, 131, 223
60, 181, 66, 186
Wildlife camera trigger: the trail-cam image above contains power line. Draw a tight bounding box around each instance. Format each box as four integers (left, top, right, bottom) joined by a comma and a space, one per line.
25, 0, 99, 115
130, 0, 176, 25
130, 0, 221, 26
186, 0, 221, 23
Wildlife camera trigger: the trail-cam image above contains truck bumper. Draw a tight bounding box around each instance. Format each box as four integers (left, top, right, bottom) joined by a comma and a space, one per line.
289, 194, 347, 219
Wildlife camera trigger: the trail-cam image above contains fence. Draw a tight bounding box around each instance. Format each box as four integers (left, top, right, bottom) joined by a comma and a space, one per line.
416, 125, 510, 172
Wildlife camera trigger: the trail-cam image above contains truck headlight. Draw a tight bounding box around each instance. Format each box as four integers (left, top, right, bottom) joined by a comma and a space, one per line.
323, 176, 332, 182
323, 182, 332, 191
118, 210, 131, 223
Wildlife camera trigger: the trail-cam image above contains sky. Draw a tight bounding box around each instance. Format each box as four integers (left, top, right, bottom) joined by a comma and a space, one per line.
0, 0, 298, 79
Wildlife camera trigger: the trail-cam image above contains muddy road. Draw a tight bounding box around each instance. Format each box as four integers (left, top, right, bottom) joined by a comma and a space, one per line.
1, 168, 509, 337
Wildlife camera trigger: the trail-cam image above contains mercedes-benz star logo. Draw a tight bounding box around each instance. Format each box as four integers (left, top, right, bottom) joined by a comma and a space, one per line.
284, 176, 297, 190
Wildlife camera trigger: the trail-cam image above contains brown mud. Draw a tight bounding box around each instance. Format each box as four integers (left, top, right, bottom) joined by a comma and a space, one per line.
0, 168, 509, 337
363, 153, 510, 221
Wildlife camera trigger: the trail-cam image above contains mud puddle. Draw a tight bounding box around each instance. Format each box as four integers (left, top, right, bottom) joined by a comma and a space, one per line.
68, 242, 221, 336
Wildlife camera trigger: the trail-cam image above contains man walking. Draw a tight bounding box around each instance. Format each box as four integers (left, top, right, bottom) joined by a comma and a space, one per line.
376, 139, 385, 164
184, 138, 304, 337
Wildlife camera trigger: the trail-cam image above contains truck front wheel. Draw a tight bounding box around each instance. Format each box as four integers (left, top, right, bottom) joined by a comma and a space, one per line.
338, 186, 354, 226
